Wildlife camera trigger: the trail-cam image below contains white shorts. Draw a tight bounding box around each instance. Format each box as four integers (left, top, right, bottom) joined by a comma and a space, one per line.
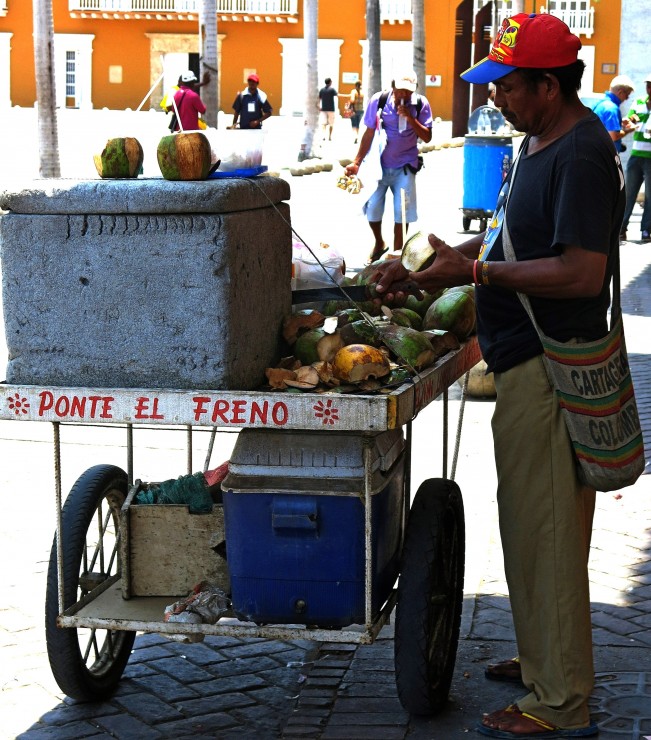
320, 111, 335, 126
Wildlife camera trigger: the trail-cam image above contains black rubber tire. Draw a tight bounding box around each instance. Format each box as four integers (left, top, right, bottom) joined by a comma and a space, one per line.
394, 478, 465, 715
45, 464, 135, 701
462, 216, 471, 231
479, 218, 488, 232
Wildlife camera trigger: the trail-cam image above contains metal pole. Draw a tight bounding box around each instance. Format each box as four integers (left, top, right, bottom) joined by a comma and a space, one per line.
53, 422, 64, 615
442, 388, 449, 478
186, 425, 193, 474
364, 440, 373, 628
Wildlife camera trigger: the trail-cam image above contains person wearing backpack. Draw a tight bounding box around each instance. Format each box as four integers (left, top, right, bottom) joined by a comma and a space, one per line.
345, 72, 433, 264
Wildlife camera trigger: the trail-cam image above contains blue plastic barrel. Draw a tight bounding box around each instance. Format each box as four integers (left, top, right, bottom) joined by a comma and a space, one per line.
462, 135, 513, 212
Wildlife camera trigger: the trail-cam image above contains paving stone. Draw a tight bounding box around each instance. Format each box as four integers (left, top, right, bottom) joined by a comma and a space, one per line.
113, 693, 184, 723
219, 640, 293, 660
189, 673, 267, 696
154, 712, 239, 736
148, 656, 217, 683
132, 673, 201, 702
322, 726, 406, 739
173, 691, 256, 715
127, 646, 175, 664
591, 610, 648, 636
328, 697, 406, 713
38, 702, 120, 725
93, 713, 166, 738
328, 711, 408, 726
16, 721, 107, 739
205, 654, 285, 677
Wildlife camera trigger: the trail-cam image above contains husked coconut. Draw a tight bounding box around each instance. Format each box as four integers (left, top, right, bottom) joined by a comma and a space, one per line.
332, 344, 391, 383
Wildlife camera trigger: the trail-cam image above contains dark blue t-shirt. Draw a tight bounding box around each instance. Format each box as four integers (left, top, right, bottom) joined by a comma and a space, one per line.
475, 113, 624, 374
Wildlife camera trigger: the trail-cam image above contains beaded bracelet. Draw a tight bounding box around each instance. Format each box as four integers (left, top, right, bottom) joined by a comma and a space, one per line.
481, 260, 490, 285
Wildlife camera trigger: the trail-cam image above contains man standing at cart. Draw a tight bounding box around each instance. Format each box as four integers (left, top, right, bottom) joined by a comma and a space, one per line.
370, 13, 623, 738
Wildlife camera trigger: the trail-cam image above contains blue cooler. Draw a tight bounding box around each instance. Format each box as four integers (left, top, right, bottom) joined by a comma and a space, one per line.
221, 428, 405, 627
462, 134, 512, 212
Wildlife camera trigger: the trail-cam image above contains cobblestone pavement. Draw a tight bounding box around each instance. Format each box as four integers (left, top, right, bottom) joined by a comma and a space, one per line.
0, 114, 650, 738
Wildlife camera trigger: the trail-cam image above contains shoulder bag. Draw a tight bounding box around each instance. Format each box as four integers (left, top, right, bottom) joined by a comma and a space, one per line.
501, 151, 645, 491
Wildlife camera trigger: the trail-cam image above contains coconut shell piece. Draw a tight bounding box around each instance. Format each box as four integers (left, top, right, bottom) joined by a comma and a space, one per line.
265, 368, 297, 389
283, 310, 325, 345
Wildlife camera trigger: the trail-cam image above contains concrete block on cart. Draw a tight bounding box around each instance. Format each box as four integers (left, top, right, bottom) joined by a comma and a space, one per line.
0, 177, 292, 389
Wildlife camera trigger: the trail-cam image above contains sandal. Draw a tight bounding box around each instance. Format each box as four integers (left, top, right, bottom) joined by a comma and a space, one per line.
477, 704, 599, 738
365, 245, 388, 266
485, 657, 524, 685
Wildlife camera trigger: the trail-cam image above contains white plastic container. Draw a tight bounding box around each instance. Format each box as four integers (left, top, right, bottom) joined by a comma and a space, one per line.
205, 129, 266, 171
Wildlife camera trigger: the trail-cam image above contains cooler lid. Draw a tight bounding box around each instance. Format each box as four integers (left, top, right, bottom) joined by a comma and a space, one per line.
225, 428, 404, 479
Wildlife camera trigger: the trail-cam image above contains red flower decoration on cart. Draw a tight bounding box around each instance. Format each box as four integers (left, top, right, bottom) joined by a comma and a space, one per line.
313, 398, 339, 426
7, 392, 30, 416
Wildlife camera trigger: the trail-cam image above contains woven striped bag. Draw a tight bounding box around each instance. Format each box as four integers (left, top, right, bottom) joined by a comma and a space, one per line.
502, 224, 644, 492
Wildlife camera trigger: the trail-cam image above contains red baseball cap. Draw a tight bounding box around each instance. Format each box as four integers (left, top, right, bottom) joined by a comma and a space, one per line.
461, 13, 581, 84
247, 74, 260, 83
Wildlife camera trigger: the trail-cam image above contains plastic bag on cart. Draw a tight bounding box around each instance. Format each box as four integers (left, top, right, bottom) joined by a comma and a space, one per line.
291, 242, 346, 290
163, 581, 232, 642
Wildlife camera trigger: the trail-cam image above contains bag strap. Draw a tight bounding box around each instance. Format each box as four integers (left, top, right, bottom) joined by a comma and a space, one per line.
501, 141, 621, 338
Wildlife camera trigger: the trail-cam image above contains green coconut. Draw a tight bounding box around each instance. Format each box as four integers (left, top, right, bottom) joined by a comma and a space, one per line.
404, 289, 444, 317
93, 137, 143, 178
423, 290, 476, 340
338, 319, 382, 347
336, 308, 365, 327
390, 307, 423, 331
157, 131, 212, 181
444, 284, 475, 297
376, 324, 436, 371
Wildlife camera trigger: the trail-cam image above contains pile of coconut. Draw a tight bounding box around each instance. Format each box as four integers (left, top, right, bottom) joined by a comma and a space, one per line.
266, 267, 477, 394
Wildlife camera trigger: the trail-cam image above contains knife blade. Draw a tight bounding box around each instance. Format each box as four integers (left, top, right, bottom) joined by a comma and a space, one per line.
291, 281, 422, 305
291, 285, 370, 304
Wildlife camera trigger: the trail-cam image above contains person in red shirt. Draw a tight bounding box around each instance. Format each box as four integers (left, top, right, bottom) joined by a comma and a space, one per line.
169, 71, 206, 132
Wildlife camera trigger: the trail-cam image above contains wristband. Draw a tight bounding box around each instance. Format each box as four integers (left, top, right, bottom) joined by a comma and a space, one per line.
473, 259, 480, 285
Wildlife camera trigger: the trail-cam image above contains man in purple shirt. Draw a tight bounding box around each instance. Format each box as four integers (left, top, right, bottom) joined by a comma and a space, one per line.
345, 72, 433, 263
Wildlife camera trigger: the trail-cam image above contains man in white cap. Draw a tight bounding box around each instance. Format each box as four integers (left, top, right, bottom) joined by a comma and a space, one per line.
345, 72, 433, 263
593, 74, 637, 154
620, 73, 651, 241
169, 70, 206, 132
371, 13, 630, 737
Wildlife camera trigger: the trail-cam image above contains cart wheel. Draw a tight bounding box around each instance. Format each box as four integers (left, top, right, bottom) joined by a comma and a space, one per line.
45, 464, 135, 701
462, 216, 471, 232
479, 218, 488, 232
394, 478, 465, 715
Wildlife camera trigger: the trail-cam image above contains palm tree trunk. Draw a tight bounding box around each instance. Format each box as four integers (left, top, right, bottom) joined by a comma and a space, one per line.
300, 0, 319, 160
412, 0, 425, 94
199, 0, 218, 128
33, 0, 60, 178
366, 0, 382, 97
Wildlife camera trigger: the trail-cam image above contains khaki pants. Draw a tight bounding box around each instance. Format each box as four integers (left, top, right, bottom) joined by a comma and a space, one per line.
492, 354, 596, 728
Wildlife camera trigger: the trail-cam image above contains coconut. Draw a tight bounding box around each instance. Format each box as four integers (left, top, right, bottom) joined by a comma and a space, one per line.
93, 137, 143, 178
376, 325, 436, 371
338, 319, 381, 347
423, 290, 476, 340
400, 231, 437, 272
332, 344, 391, 383
157, 132, 212, 181
389, 307, 423, 331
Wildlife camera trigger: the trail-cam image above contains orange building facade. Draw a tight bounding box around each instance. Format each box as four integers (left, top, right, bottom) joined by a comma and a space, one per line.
0, 0, 622, 124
